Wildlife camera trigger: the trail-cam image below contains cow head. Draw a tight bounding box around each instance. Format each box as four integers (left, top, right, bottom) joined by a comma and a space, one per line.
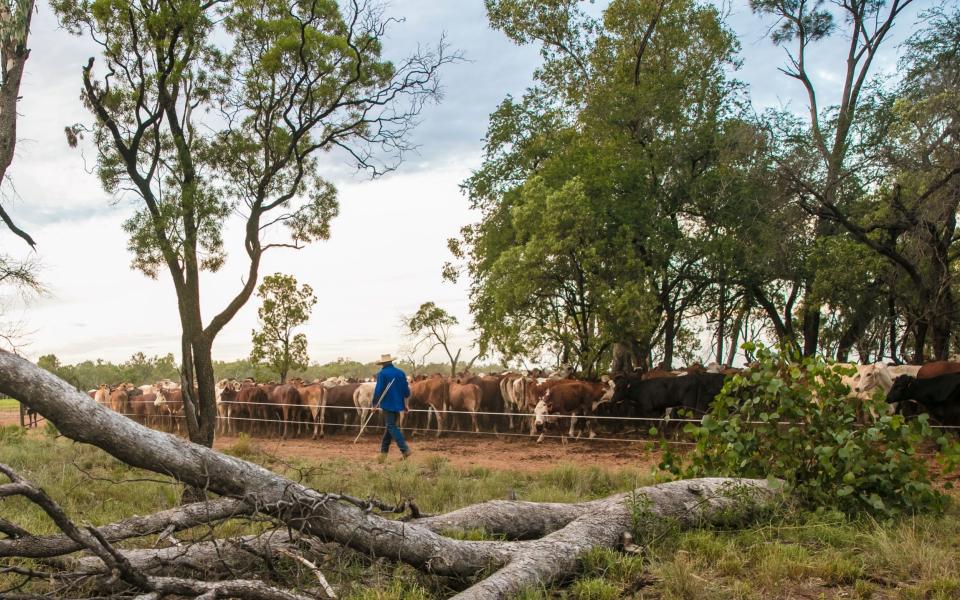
610, 373, 636, 404
533, 398, 555, 432
854, 364, 879, 394
885, 374, 915, 406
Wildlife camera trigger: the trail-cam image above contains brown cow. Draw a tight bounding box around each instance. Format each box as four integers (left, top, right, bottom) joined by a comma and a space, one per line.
217, 380, 241, 435
296, 383, 326, 439
456, 372, 505, 431
532, 380, 606, 442
321, 383, 362, 437
94, 384, 110, 406
917, 361, 960, 379
128, 392, 159, 428
108, 387, 129, 414
408, 375, 448, 436
231, 382, 268, 436
448, 381, 483, 432
266, 384, 301, 438
156, 387, 187, 433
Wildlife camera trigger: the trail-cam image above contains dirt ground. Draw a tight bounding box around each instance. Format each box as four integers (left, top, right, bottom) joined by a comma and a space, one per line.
214, 433, 664, 473
1, 408, 664, 472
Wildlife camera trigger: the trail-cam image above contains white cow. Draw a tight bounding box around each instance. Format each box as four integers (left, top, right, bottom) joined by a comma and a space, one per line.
322, 376, 348, 388
215, 378, 242, 435
353, 382, 376, 430
855, 363, 921, 396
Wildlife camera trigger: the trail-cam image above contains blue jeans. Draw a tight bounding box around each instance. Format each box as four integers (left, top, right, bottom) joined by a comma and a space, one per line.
380, 410, 409, 454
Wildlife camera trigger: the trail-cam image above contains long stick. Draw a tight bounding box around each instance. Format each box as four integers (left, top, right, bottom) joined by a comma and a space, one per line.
354, 379, 394, 443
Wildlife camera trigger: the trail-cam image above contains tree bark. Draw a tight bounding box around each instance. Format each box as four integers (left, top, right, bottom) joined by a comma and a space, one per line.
0, 0, 36, 248
835, 284, 881, 362
0, 350, 780, 599
68, 529, 312, 578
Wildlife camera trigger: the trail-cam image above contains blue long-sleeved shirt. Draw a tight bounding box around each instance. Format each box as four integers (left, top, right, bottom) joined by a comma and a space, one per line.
372, 364, 410, 412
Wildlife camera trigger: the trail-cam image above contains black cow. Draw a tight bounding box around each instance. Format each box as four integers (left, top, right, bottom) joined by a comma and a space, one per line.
598, 372, 726, 420
886, 374, 960, 426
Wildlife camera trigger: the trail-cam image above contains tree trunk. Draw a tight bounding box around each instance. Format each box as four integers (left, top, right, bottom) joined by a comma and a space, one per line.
0, 0, 36, 248
835, 287, 880, 362
800, 289, 820, 358
716, 281, 727, 364
0, 350, 780, 599
888, 294, 900, 363
930, 289, 953, 361
663, 305, 676, 369
912, 319, 929, 364
726, 294, 749, 367
610, 341, 636, 373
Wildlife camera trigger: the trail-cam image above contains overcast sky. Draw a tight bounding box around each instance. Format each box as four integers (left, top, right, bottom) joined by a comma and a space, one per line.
0, 0, 934, 367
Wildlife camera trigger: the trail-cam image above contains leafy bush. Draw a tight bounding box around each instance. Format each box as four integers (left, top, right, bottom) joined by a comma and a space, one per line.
669, 343, 956, 516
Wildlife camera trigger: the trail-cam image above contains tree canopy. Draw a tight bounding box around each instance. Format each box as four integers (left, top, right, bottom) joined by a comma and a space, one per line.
250, 273, 316, 383
56, 0, 453, 444
449, 0, 960, 371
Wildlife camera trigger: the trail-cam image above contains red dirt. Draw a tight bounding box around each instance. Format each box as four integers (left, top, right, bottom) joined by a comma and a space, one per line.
1, 408, 663, 472
214, 433, 664, 473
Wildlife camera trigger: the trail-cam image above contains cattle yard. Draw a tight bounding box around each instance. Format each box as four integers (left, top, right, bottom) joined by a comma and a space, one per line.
6, 360, 960, 450
2, 360, 960, 600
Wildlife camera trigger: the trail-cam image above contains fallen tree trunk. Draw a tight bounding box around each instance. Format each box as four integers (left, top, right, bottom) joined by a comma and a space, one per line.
0, 350, 780, 599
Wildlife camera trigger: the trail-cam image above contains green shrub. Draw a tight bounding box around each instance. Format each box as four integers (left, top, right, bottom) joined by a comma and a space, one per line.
672, 342, 955, 517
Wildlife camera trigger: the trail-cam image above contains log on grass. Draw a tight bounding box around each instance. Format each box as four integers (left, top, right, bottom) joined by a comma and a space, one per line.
0, 350, 780, 599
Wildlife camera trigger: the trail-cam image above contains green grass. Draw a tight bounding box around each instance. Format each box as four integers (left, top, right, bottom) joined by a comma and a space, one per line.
0, 397, 21, 410
0, 432, 958, 599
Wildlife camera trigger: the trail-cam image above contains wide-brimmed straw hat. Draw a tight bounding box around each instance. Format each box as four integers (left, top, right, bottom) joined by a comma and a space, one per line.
376, 353, 395, 364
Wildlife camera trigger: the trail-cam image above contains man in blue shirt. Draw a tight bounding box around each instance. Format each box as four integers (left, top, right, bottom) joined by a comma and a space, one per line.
372, 353, 412, 461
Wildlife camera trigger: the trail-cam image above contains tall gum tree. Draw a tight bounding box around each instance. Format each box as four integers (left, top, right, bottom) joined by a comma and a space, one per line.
450, 0, 748, 373
751, 0, 917, 356
55, 0, 453, 446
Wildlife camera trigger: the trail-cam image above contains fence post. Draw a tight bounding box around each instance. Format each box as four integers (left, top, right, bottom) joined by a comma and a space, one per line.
18, 400, 25, 428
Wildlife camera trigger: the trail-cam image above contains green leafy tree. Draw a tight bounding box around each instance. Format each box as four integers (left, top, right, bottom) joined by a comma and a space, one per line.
451, 0, 749, 374
750, 0, 918, 357
55, 0, 452, 445
250, 274, 316, 384
403, 301, 476, 377
36, 354, 60, 372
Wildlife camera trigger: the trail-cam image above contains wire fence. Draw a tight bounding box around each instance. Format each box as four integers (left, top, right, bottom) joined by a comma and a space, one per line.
3, 397, 959, 449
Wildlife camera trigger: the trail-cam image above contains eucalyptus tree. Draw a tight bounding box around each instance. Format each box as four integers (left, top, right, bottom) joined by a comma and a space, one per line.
0, 0, 34, 247
451, 0, 748, 374
836, 8, 960, 361
403, 301, 477, 377
751, 0, 919, 356
0, 0, 43, 350
250, 273, 316, 384
56, 0, 452, 445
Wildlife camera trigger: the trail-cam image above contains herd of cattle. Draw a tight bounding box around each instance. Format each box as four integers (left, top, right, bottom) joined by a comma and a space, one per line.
87, 359, 960, 442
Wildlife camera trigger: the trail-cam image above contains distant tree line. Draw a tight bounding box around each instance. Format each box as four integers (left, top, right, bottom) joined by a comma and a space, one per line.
35, 353, 507, 391
446, 0, 960, 376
